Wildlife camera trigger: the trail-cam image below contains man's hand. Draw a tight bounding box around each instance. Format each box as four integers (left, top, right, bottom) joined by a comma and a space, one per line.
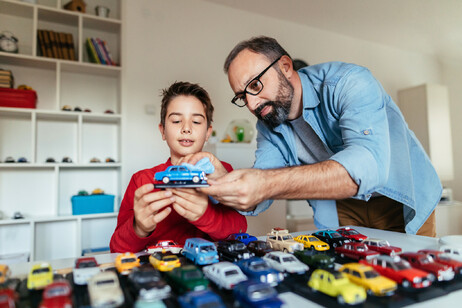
198, 169, 266, 211
133, 183, 175, 237
169, 188, 209, 221
178, 152, 228, 180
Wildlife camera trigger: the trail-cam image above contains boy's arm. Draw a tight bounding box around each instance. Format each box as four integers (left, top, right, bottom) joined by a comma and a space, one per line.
109, 175, 155, 253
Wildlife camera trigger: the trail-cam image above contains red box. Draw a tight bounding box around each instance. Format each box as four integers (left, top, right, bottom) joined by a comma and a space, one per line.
0, 88, 37, 109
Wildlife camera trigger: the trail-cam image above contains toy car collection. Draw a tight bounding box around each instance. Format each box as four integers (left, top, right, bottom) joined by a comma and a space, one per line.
339, 263, 397, 296
266, 228, 304, 253
335, 242, 380, 260
418, 249, 462, 275
311, 230, 351, 249
308, 268, 367, 305
202, 261, 247, 290
293, 234, 329, 251
293, 249, 335, 270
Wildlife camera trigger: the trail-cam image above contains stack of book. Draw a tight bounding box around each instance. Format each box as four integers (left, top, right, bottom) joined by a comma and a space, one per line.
37, 30, 76, 61
0, 69, 14, 88
85, 37, 116, 65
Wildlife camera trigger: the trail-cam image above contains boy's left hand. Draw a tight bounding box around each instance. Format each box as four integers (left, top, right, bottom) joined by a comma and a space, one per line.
168, 188, 209, 221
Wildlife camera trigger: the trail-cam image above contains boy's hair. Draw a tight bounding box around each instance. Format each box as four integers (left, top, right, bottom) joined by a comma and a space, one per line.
160, 81, 214, 127
224, 36, 292, 74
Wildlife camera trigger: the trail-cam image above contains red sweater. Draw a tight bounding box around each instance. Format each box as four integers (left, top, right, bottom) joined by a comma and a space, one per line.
110, 158, 247, 253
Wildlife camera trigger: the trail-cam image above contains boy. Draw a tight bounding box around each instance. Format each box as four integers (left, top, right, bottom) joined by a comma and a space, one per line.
110, 82, 247, 253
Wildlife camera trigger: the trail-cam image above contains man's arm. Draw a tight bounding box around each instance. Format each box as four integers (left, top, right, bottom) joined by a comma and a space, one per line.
201, 160, 358, 211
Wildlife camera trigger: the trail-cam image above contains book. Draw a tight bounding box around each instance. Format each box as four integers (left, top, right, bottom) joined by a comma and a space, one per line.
41, 30, 53, 58
85, 37, 100, 64
97, 38, 114, 66
58, 32, 70, 60
37, 30, 47, 57
101, 39, 116, 66
66, 33, 76, 61
48, 31, 61, 59
91, 38, 106, 65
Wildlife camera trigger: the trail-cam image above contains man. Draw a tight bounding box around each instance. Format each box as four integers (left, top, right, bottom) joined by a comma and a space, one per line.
184, 36, 441, 236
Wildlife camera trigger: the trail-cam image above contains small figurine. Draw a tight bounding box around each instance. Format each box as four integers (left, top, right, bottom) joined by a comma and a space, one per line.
61, 105, 72, 111
78, 190, 89, 196
105, 157, 115, 163
63, 0, 86, 13
104, 109, 114, 114
12, 212, 24, 219
90, 157, 101, 163
84, 108, 92, 112
17, 157, 28, 163
45, 157, 56, 163
73, 106, 82, 112
91, 188, 104, 195
62, 156, 72, 163
4, 156, 15, 163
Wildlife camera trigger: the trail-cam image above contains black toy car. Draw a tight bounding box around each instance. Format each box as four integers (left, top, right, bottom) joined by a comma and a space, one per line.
217, 240, 254, 262
294, 249, 335, 270
311, 230, 351, 249
247, 240, 274, 257
128, 266, 171, 301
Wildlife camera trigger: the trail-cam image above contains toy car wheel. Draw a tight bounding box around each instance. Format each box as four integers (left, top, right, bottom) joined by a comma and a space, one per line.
402, 279, 411, 288
367, 288, 374, 296
340, 253, 345, 258
192, 176, 200, 183
162, 177, 170, 184
309, 246, 315, 250
337, 295, 346, 305
333, 243, 338, 248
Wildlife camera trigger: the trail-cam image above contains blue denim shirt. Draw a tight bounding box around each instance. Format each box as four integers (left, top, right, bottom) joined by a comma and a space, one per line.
244, 62, 442, 234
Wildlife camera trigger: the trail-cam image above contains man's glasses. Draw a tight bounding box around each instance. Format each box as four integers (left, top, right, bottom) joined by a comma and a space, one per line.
231, 56, 282, 107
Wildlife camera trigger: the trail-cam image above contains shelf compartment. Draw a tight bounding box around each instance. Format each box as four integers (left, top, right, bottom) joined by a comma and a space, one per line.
0, 222, 31, 258
83, 0, 122, 21
36, 115, 78, 164
35, 219, 77, 260
81, 215, 117, 254
0, 1, 34, 56
58, 167, 119, 216
82, 19, 121, 66
0, 111, 33, 163
0, 168, 56, 218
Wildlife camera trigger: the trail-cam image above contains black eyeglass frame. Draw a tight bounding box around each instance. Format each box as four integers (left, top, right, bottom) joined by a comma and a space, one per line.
231, 56, 282, 107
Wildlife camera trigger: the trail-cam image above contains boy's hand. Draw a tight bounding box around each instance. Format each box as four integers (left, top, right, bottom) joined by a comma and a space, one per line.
178, 152, 228, 180
133, 183, 175, 237
169, 188, 209, 221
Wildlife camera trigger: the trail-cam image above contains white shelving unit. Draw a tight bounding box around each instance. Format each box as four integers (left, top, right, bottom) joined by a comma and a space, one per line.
0, 0, 123, 262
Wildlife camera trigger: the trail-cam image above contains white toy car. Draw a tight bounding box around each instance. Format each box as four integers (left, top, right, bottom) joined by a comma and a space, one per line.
73, 257, 101, 285
88, 271, 124, 308
262, 251, 309, 274
440, 245, 462, 262
202, 261, 247, 290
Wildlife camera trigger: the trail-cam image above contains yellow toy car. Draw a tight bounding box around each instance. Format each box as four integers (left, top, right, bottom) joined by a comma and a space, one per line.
115, 252, 140, 275
294, 234, 330, 251
149, 252, 181, 272
339, 263, 397, 296
308, 268, 366, 305
27, 262, 53, 290
0, 264, 11, 284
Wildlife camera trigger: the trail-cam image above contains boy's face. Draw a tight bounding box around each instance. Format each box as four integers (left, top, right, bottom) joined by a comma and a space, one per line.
159, 95, 212, 164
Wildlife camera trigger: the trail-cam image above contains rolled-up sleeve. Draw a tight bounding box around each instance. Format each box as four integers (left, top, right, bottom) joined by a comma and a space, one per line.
328, 67, 391, 197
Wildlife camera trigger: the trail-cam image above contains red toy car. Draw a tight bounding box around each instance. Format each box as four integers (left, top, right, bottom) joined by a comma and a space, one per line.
335, 242, 380, 260
336, 227, 367, 242
39, 280, 72, 308
400, 252, 455, 281
360, 255, 432, 289
363, 238, 402, 256
418, 249, 462, 275
146, 240, 183, 254
0, 288, 18, 308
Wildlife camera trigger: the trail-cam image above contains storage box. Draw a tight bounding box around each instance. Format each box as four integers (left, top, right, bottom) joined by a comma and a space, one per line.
0, 88, 37, 109
71, 194, 114, 215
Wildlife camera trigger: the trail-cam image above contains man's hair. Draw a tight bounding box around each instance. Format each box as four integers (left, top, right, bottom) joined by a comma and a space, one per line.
224, 36, 292, 73
160, 81, 214, 127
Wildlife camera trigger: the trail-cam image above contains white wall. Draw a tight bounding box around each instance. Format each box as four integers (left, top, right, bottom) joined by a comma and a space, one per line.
121, 0, 444, 216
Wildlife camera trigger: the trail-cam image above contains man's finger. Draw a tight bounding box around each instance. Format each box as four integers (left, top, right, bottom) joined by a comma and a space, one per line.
134, 183, 154, 200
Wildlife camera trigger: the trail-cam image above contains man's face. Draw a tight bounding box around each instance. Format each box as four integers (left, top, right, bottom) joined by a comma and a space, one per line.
228, 50, 294, 128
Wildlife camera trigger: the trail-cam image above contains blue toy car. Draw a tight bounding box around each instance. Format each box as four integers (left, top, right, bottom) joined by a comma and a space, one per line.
182, 238, 219, 265
226, 232, 258, 245
155, 165, 206, 184
233, 280, 283, 308
178, 289, 225, 308
235, 257, 284, 286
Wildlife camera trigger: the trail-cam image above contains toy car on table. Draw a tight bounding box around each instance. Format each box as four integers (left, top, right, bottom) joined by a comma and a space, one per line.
146, 240, 183, 254
335, 242, 380, 260
339, 263, 397, 296
362, 238, 402, 256
400, 252, 455, 281
336, 227, 367, 242
294, 249, 335, 270
311, 230, 351, 249
266, 228, 304, 253
294, 234, 330, 251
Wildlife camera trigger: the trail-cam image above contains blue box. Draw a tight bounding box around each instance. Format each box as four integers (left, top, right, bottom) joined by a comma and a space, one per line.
71, 194, 114, 215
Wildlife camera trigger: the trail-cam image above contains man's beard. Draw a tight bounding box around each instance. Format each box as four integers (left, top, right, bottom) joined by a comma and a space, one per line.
254, 72, 294, 128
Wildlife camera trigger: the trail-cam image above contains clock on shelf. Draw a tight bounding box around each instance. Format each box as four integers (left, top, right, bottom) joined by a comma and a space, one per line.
0, 31, 18, 53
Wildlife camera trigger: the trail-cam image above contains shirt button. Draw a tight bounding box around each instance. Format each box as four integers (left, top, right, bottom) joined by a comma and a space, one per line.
363, 130, 370, 135
366, 194, 372, 198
